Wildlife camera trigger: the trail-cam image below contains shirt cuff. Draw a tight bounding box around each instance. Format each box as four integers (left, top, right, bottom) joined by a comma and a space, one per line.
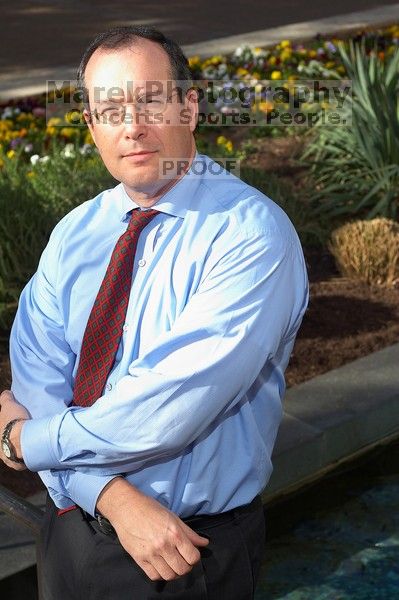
66, 471, 119, 516
21, 416, 58, 471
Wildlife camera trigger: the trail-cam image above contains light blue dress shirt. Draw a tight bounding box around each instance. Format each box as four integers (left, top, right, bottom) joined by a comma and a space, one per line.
10, 153, 308, 517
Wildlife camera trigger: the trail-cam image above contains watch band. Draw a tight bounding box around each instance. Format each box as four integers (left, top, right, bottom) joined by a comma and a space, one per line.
1, 418, 25, 464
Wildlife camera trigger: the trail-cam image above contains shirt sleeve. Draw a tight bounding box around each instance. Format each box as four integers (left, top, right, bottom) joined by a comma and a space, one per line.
20, 225, 309, 476
10, 221, 119, 515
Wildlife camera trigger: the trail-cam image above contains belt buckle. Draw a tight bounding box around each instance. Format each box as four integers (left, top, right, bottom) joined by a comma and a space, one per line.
96, 514, 116, 536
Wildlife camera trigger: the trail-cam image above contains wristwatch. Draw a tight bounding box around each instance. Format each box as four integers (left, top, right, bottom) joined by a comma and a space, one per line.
1, 419, 25, 464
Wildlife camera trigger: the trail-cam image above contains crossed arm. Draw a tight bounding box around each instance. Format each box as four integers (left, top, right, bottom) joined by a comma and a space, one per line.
0, 222, 308, 580
0, 393, 209, 581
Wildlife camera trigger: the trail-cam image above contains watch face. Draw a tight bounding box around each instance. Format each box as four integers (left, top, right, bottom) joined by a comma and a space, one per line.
2, 441, 11, 459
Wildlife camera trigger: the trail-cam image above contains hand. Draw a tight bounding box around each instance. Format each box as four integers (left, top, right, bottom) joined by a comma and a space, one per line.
96, 478, 209, 581
0, 390, 30, 470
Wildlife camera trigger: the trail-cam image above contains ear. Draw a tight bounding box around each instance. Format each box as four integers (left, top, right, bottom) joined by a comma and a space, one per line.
185, 88, 199, 133
83, 108, 97, 146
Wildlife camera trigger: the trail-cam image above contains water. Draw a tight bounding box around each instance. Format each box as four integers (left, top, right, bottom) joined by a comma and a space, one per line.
256, 439, 399, 599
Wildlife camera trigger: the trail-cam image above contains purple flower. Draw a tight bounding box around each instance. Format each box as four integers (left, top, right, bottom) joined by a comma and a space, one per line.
32, 107, 46, 118
10, 137, 22, 149
325, 41, 337, 53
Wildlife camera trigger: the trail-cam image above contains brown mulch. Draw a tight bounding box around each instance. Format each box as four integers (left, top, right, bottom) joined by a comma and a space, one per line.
1, 134, 398, 498
286, 250, 399, 387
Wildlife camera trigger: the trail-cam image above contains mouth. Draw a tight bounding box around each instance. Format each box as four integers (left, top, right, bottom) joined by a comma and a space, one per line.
122, 150, 157, 162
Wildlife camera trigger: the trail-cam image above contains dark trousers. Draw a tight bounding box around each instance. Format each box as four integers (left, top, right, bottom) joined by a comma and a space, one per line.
39, 495, 266, 600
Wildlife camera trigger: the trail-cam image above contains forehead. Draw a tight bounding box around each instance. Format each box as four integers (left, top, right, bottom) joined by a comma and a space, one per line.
84, 39, 173, 100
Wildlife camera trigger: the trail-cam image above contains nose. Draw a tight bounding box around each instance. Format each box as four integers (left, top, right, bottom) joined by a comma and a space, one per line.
122, 105, 148, 140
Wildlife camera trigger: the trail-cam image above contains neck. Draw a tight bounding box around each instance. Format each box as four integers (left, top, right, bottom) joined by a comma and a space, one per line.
123, 146, 196, 208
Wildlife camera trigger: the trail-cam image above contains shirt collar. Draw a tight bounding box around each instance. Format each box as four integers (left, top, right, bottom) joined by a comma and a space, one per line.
115, 151, 204, 222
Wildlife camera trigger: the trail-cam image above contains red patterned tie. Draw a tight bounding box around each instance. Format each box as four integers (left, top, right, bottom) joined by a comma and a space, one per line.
72, 208, 158, 407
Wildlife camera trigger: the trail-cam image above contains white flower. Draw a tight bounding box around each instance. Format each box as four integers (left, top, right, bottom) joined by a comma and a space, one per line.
252, 48, 267, 58
24, 143, 34, 153
30, 154, 40, 165
1, 107, 13, 119
79, 143, 93, 156
62, 143, 75, 158
39, 155, 50, 164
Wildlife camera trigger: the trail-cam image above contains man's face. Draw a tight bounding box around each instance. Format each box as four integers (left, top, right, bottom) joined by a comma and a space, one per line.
84, 39, 197, 203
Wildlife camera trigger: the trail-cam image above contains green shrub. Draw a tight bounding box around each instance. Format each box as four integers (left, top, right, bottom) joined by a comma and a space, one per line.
301, 40, 399, 221
0, 147, 115, 328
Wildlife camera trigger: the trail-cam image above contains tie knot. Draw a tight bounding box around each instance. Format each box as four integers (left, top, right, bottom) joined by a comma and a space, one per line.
128, 208, 159, 232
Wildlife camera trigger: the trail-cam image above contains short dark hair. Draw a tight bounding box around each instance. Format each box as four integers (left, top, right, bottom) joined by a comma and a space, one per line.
77, 25, 192, 108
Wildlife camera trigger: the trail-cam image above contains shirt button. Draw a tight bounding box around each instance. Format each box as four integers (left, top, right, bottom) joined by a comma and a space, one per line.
138, 258, 146, 267
123, 324, 129, 333
105, 383, 112, 391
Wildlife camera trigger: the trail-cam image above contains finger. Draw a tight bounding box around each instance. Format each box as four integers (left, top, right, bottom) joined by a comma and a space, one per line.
181, 522, 210, 547
161, 547, 195, 577
175, 535, 202, 566
135, 558, 163, 581
151, 555, 182, 581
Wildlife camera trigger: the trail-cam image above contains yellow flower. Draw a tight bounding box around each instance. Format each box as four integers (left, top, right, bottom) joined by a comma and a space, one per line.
188, 55, 201, 68
27, 171, 35, 178
216, 135, 228, 146
0, 119, 13, 132
225, 141, 233, 153
65, 110, 84, 125
271, 70, 282, 80
325, 61, 335, 69
202, 58, 212, 68
84, 130, 94, 145
268, 56, 277, 66
47, 117, 62, 128
60, 127, 79, 139
288, 74, 298, 81
236, 67, 249, 76
6, 150, 16, 159
251, 71, 261, 80
280, 48, 292, 62
309, 49, 317, 58
280, 40, 291, 49
337, 65, 346, 75
258, 101, 274, 113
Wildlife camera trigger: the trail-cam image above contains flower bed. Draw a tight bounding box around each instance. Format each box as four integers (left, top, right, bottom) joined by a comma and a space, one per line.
0, 24, 398, 160
0, 24, 398, 330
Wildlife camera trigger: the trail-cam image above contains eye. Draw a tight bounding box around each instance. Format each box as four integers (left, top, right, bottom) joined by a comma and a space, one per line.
101, 106, 120, 114
137, 95, 164, 106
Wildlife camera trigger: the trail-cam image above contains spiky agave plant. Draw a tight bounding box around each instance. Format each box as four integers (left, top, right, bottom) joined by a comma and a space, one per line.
302, 40, 399, 221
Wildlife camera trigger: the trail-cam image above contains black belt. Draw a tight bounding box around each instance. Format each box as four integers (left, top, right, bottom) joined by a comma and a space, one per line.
81, 495, 262, 538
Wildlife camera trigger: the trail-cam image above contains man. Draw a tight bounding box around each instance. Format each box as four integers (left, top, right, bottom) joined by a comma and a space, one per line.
0, 26, 308, 599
